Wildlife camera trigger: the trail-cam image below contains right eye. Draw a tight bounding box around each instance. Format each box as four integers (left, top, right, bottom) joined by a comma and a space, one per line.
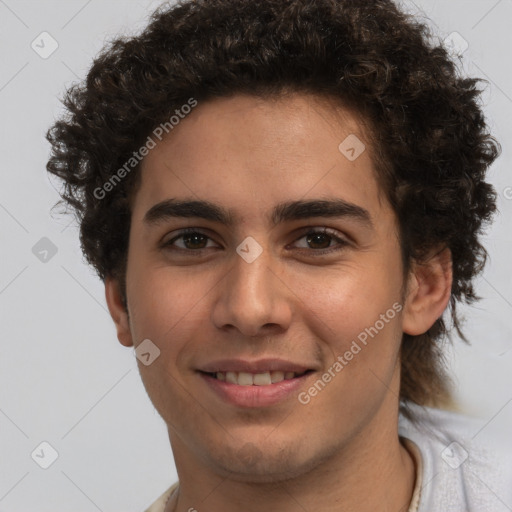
161, 228, 220, 252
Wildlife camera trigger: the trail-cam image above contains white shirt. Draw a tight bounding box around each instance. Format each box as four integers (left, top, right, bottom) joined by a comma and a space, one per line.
398, 401, 512, 511
145, 402, 512, 512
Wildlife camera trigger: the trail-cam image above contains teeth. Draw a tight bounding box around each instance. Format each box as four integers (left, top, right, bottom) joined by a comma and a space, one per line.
270, 371, 285, 383
238, 372, 254, 386
253, 372, 272, 386
226, 371, 237, 384
212, 370, 303, 385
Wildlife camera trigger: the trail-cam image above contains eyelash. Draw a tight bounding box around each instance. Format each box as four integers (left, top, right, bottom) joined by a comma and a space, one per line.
161, 227, 350, 256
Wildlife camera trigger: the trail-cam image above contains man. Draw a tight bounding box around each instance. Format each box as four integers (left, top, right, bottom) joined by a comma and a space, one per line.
46, 0, 511, 510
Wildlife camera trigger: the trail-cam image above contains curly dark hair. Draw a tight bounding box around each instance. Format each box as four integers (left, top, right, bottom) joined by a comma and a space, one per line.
46, 0, 500, 416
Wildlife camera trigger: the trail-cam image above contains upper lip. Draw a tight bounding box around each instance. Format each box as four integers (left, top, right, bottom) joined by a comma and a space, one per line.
198, 358, 314, 374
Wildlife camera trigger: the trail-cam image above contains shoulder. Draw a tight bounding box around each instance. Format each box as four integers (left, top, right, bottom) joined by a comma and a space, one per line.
144, 482, 179, 512
399, 401, 512, 512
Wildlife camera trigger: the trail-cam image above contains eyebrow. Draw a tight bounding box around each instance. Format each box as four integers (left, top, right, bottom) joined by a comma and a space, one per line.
143, 198, 373, 230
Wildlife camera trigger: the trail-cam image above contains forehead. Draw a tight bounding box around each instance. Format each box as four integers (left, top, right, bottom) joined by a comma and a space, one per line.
132, 93, 388, 225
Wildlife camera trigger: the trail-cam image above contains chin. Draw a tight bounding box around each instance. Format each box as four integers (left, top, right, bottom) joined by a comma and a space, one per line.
205, 440, 327, 484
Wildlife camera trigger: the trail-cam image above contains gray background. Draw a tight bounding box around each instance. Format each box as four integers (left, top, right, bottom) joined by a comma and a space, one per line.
1, 1, 511, 510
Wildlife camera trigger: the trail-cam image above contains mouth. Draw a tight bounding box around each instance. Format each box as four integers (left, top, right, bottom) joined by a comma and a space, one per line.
197, 360, 316, 408
199, 369, 313, 386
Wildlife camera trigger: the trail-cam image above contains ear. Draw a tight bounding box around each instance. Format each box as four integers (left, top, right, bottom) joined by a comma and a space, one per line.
105, 276, 134, 347
402, 246, 453, 336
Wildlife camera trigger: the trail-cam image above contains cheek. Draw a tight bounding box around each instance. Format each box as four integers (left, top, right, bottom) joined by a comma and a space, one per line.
293, 259, 401, 339
298, 280, 404, 423
126, 258, 205, 343
126, 268, 206, 419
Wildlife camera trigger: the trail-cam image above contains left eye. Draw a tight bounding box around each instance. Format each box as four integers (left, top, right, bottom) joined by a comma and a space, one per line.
293, 228, 349, 252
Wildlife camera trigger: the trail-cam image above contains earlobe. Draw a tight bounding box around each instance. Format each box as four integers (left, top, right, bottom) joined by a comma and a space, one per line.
105, 276, 134, 347
402, 247, 453, 336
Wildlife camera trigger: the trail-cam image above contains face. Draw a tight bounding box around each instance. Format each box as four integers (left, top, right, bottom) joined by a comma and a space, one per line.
109, 93, 419, 482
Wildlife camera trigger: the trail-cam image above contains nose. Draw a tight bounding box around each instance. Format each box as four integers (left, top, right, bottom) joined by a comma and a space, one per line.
210, 242, 293, 338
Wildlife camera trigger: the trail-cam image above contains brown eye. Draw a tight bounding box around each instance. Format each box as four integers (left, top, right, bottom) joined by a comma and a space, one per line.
292, 228, 350, 254
305, 232, 332, 249
178, 232, 209, 250
162, 229, 217, 251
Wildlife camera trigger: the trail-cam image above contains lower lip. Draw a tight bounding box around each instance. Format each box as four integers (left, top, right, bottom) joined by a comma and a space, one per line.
199, 372, 313, 408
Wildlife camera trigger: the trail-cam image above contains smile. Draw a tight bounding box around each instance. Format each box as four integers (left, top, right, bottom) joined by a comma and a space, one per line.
198, 369, 315, 408
204, 370, 310, 386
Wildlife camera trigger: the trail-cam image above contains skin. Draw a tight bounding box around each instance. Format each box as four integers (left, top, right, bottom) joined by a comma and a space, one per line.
106, 93, 452, 512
